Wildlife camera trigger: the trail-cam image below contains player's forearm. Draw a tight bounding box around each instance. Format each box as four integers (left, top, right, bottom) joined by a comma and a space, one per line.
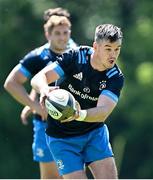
31, 73, 49, 94
4, 80, 35, 108
79, 106, 113, 123
80, 95, 117, 123
86, 106, 108, 122
29, 89, 38, 101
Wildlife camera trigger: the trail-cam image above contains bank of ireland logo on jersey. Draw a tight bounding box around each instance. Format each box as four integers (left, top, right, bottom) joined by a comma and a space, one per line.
73, 72, 83, 81
99, 80, 106, 90
57, 160, 64, 170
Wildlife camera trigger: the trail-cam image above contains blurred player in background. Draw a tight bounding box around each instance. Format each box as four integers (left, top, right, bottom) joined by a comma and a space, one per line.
31, 24, 124, 179
4, 8, 77, 179
20, 8, 77, 126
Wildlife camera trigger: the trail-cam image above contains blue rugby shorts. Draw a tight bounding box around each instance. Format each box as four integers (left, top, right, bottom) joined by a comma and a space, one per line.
46, 124, 113, 175
32, 119, 54, 162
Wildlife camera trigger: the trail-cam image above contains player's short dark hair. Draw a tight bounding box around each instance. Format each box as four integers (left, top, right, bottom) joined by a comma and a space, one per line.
95, 24, 123, 42
43, 7, 70, 22
44, 15, 71, 33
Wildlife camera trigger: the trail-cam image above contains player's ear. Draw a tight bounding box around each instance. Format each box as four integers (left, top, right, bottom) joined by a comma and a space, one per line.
93, 41, 97, 50
44, 25, 50, 41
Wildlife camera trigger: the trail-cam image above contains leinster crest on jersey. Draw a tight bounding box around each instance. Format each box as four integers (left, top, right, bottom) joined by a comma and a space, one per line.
99, 80, 106, 90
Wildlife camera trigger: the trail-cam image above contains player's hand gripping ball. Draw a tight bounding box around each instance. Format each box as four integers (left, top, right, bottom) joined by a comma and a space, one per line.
45, 89, 76, 121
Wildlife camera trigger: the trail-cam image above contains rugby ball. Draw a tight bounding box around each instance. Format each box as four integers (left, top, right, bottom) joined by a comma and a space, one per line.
45, 89, 76, 121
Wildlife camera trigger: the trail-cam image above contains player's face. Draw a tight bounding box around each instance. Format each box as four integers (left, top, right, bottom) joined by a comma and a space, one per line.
48, 25, 71, 53
94, 39, 122, 69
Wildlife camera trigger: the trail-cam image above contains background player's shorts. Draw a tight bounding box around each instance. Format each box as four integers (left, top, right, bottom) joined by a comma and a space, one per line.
32, 119, 54, 162
46, 124, 113, 175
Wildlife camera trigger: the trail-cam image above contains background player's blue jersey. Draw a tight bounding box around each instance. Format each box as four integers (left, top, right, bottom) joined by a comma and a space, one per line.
20, 46, 59, 78
19, 38, 77, 120
46, 46, 124, 138
19, 38, 77, 78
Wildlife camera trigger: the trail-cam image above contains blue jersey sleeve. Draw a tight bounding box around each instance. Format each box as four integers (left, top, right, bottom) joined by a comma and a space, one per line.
19, 48, 50, 78
107, 74, 124, 97
101, 74, 124, 103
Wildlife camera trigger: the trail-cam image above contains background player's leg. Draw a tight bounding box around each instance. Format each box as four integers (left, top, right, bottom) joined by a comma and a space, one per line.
39, 162, 61, 179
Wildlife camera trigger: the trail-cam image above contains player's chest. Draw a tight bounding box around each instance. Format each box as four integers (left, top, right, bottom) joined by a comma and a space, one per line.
68, 67, 108, 96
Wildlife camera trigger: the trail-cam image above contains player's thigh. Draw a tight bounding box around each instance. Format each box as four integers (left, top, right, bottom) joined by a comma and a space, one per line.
63, 170, 87, 179
46, 134, 85, 176
39, 162, 61, 179
89, 157, 118, 179
84, 125, 113, 163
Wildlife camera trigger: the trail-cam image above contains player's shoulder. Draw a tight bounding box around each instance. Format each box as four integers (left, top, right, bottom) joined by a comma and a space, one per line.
66, 38, 78, 50
78, 45, 93, 53
76, 46, 93, 64
105, 64, 124, 90
64, 45, 92, 53
72, 45, 93, 58
106, 64, 124, 80
60, 45, 93, 65
24, 43, 50, 60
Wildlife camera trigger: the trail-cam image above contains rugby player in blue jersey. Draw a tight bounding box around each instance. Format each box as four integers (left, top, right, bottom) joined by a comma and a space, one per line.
31, 24, 124, 179
4, 13, 76, 179
20, 8, 77, 125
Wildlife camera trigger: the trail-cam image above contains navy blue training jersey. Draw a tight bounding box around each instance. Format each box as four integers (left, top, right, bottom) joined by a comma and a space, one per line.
19, 44, 58, 78
46, 46, 124, 138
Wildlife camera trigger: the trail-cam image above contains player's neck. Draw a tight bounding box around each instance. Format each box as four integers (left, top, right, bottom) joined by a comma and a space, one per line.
49, 45, 65, 55
90, 53, 107, 72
